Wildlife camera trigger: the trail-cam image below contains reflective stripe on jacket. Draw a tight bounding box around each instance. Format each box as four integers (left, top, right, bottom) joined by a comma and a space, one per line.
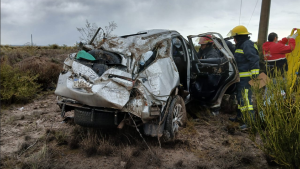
234, 40, 260, 78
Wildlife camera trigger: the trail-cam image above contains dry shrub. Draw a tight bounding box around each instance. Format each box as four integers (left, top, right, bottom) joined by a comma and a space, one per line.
80, 129, 100, 157
68, 126, 85, 150
120, 147, 134, 169
25, 145, 53, 169
97, 141, 116, 156
213, 149, 254, 168
179, 119, 197, 136
0, 56, 41, 104
0, 156, 15, 169
69, 136, 80, 149
145, 149, 161, 167
131, 148, 141, 157
48, 44, 60, 49
54, 130, 68, 146
15, 56, 62, 89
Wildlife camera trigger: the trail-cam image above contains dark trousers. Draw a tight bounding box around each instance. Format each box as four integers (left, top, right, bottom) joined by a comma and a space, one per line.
266, 59, 288, 77
236, 77, 254, 119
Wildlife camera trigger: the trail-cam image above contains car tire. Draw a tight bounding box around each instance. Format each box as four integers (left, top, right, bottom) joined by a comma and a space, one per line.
163, 95, 187, 141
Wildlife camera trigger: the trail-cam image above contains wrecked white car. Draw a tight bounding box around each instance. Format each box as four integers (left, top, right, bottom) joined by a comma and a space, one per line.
55, 29, 239, 140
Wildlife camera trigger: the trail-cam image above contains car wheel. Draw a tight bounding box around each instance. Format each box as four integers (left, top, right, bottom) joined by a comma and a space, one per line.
164, 95, 187, 141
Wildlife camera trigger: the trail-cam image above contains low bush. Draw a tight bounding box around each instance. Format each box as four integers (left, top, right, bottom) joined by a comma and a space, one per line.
243, 69, 300, 169
0, 56, 41, 104
48, 44, 60, 49
15, 56, 62, 90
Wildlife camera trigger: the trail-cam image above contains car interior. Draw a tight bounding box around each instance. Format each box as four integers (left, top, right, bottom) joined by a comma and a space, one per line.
184, 35, 235, 102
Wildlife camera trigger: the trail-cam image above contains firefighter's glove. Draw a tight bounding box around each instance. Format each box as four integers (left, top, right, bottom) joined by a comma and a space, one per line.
288, 33, 298, 39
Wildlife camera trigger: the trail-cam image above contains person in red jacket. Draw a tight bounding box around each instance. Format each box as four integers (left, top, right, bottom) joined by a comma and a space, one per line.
262, 31, 298, 76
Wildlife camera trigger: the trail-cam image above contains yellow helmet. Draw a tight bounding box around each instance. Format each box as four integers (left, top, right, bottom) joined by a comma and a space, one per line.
227, 25, 251, 37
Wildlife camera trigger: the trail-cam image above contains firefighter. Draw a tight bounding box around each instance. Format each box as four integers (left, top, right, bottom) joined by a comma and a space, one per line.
197, 35, 222, 59
227, 25, 260, 129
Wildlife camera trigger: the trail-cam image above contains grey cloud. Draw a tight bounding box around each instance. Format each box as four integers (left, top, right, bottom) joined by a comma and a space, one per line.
1, 0, 300, 45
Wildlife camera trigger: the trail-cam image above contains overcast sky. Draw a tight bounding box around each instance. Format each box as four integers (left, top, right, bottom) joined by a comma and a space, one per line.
1, 0, 299, 46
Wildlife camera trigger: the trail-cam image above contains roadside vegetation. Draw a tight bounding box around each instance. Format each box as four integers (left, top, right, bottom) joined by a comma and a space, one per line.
242, 69, 300, 169
0, 44, 78, 105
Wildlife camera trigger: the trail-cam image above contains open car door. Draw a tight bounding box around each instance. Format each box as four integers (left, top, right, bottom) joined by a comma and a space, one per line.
187, 32, 240, 109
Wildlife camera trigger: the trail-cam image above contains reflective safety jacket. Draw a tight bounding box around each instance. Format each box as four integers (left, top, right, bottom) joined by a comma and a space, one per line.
234, 39, 260, 78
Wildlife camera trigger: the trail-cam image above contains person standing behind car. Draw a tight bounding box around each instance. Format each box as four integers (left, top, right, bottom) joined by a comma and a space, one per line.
227, 25, 260, 130
262, 31, 297, 76
197, 35, 222, 59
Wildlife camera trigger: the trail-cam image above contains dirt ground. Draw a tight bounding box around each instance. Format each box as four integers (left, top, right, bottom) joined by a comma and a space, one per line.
0, 93, 280, 169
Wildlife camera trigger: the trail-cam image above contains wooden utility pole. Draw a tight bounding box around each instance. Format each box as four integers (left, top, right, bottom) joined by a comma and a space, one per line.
257, 0, 271, 46
31, 34, 33, 46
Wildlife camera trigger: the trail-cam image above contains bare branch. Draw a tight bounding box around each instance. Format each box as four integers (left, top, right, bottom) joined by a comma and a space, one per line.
77, 20, 117, 44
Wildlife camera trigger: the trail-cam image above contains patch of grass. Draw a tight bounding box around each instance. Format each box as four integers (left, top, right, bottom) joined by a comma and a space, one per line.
26, 144, 53, 169
5, 115, 18, 125
120, 147, 134, 169
54, 130, 68, 145
161, 139, 191, 149
131, 148, 141, 157
180, 119, 197, 135
80, 129, 100, 157
145, 149, 161, 168
68, 136, 80, 150
97, 141, 116, 156
84, 146, 98, 157
0, 156, 15, 169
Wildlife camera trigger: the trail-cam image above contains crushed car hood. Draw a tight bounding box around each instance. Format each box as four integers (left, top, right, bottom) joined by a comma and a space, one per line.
55, 30, 180, 119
